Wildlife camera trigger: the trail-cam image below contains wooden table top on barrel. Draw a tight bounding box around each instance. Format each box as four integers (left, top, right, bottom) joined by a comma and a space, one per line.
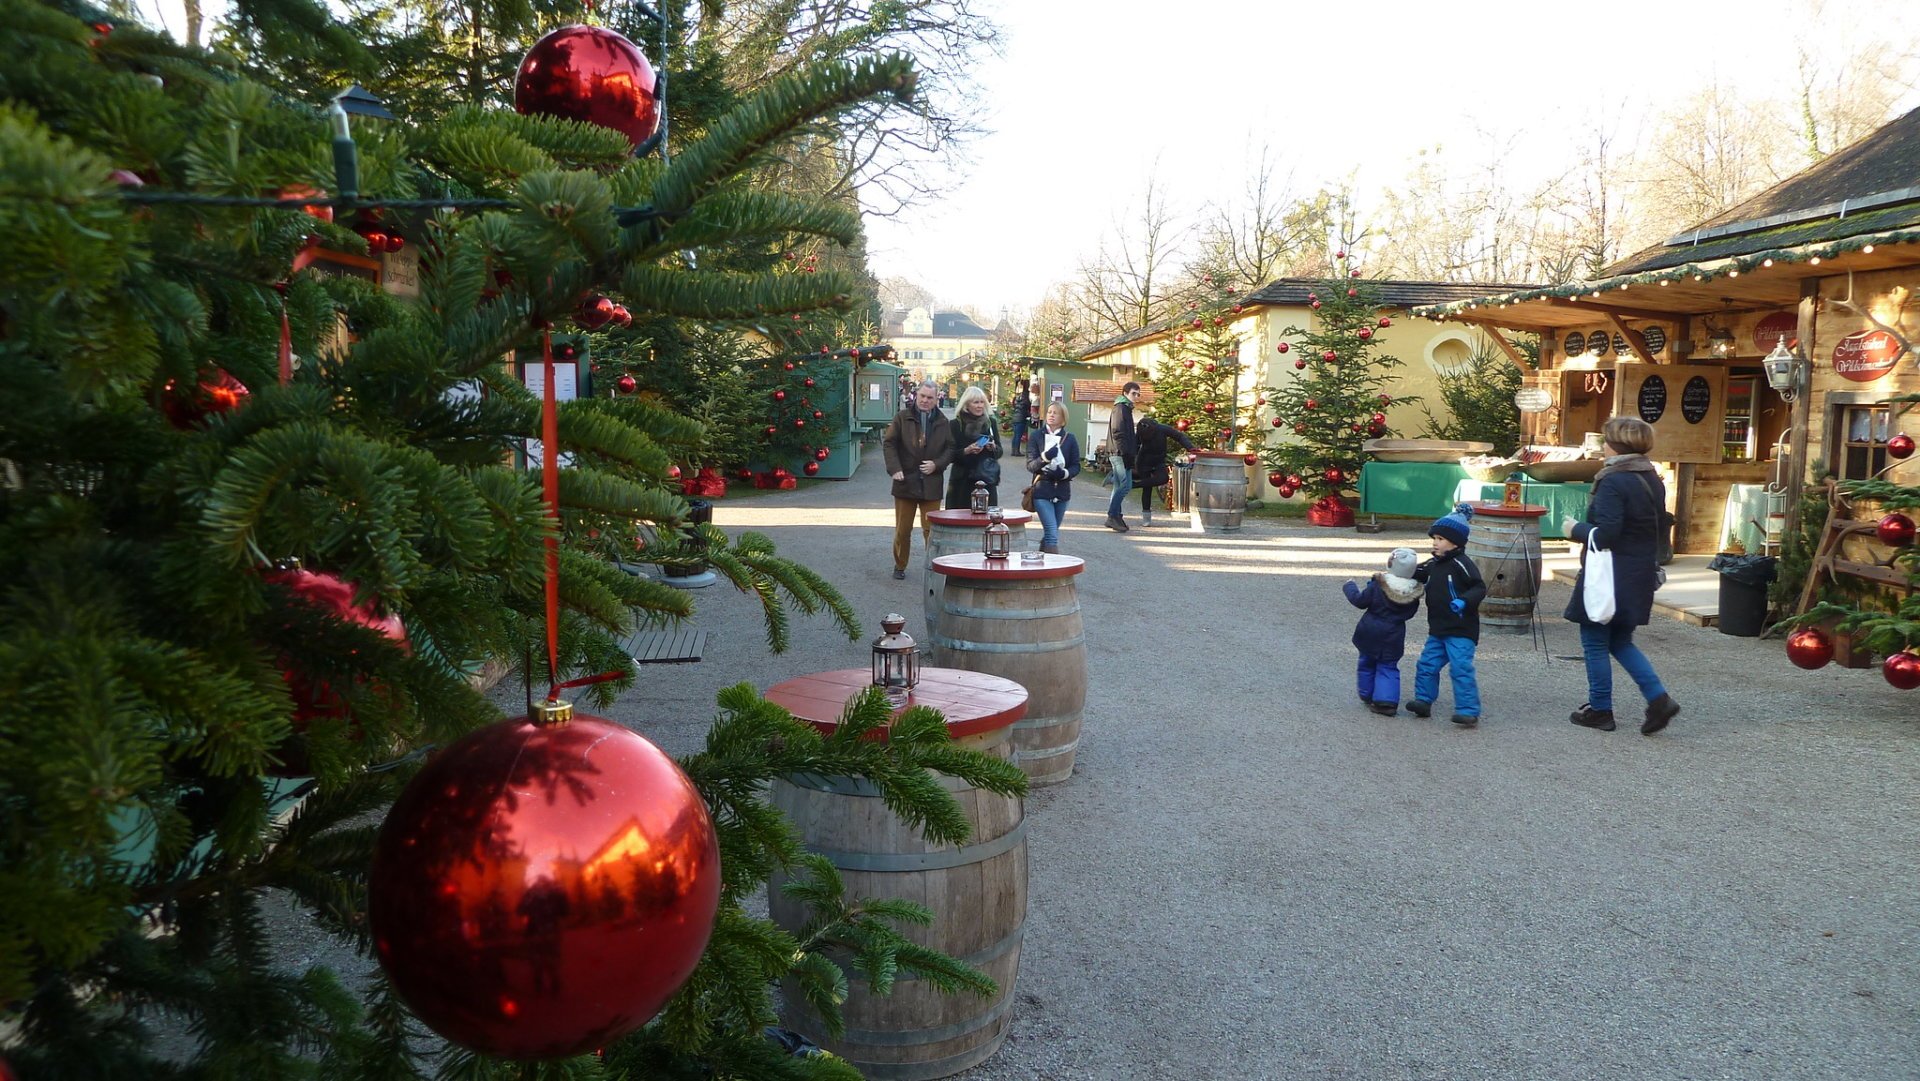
931, 552, 1085, 580
764, 667, 1028, 740
1471, 501, 1548, 519
927, 507, 1035, 527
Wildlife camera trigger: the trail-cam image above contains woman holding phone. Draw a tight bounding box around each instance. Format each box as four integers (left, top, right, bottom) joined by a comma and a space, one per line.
945, 385, 1004, 509
1026, 401, 1080, 553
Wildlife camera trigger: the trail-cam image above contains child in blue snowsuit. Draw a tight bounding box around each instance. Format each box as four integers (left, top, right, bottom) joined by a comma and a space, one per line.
1408, 503, 1488, 727
1343, 547, 1422, 716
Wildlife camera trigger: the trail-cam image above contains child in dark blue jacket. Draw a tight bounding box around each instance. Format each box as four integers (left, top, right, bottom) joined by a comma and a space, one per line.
1343, 547, 1422, 716
1408, 503, 1488, 727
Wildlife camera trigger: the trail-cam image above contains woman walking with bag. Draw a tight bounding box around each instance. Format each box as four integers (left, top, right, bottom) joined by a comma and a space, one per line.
1026, 401, 1080, 553
1562, 416, 1680, 735
945, 386, 1004, 508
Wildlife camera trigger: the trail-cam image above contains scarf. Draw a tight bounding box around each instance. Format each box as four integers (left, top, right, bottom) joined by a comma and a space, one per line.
1380, 573, 1421, 605
1592, 452, 1658, 483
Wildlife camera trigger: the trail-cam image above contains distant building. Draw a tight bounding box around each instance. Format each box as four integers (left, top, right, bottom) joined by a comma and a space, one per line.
886, 306, 996, 384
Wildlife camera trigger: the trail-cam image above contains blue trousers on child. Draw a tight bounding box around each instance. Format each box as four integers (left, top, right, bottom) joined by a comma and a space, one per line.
1355, 652, 1402, 705
1413, 635, 1481, 716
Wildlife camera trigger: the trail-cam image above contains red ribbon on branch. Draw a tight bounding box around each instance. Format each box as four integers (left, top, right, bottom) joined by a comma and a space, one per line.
278, 300, 293, 385
542, 329, 562, 688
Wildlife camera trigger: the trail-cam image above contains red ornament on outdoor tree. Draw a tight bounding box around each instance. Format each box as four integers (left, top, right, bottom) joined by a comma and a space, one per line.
160, 369, 251, 429
1276, 342, 1290, 353
263, 566, 410, 775
1347, 288, 1358, 298
1177, 418, 1192, 431
812, 410, 823, 419
1325, 467, 1345, 484
1785, 627, 1835, 670
764, 425, 776, 435
1244, 454, 1257, 466
1304, 399, 1318, 410
1278, 484, 1296, 498
1358, 328, 1373, 340
1877, 513, 1915, 546
369, 703, 720, 1060
1206, 364, 1217, 373
1887, 433, 1915, 459
803, 461, 820, 476
1183, 360, 1194, 369
1271, 417, 1284, 428
1371, 412, 1387, 425
1293, 359, 1307, 370
615, 374, 638, 394
577, 296, 616, 329
1883, 651, 1920, 690
608, 305, 631, 328
1268, 471, 1286, 487
1378, 394, 1392, 406
1294, 423, 1308, 435
773, 389, 786, 402
1321, 350, 1337, 362
1285, 474, 1302, 489
815, 448, 830, 461
1310, 300, 1321, 310
514, 25, 660, 148
1378, 317, 1392, 328
804, 377, 815, 387
1203, 403, 1216, 413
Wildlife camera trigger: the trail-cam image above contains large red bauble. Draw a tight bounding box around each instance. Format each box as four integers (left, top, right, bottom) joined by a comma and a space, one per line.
1878, 513, 1916, 546
1888, 433, 1915, 460
803, 461, 820, 476
1785, 627, 1835, 670
1268, 471, 1286, 487
160, 369, 251, 429
577, 296, 616, 329
615, 374, 638, 394
1883, 651, 1920, 690
514, 26, 660, 148
370, 710, 719, 1059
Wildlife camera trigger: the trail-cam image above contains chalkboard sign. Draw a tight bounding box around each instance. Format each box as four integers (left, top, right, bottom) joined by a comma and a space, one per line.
1637, 374, 1668, 423
1563, 331, 1587, 356
1613, 332, 1630, 355
1588, 332, 1611, 356
1641, 326, 1667, 355
1680, 375, 1712, 424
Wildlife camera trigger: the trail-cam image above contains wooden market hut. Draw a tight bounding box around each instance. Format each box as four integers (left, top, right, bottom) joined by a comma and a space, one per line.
1414, 104, 1920, 557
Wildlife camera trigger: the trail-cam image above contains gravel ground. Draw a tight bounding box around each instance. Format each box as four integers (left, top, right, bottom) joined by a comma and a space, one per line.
275, 467, 1920, 1080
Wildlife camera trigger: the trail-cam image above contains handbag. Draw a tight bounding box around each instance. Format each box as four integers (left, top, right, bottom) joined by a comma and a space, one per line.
1020, 483, 1036, 512
976, 454, 1001, 487
1634, 473, 1675, 566
1582, 532, 1618, 623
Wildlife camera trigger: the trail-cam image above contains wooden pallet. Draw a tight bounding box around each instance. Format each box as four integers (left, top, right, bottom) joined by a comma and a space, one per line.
627, 629, 707, 665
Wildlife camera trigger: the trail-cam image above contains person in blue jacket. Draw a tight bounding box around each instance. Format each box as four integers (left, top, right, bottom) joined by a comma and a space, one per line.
1026, 401, 1081, 553
1343, 547, 1423, 716
1408, 503, 1488, 727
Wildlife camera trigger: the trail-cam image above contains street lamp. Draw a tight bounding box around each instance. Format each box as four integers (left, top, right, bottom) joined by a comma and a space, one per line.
1763, 337, 1805, 401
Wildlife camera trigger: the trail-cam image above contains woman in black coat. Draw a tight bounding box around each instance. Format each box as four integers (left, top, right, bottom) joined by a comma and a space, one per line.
1132, 415, 1195, 526
1563, 415, 1679, 735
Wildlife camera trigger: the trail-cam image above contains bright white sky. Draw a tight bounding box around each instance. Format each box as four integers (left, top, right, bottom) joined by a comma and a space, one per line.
862, 0, 1920, 315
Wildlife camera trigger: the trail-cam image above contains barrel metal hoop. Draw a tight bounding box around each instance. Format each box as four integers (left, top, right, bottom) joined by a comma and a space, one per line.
940, 601, 1083, 620
932, 633, 1086, 654
838, 990, 1015, 1048
1011, 712, 1080, 732
805, 818, 1027, 872
1013, 738, 1079, 761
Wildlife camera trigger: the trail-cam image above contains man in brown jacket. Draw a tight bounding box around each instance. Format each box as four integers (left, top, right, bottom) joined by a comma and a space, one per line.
883, 382, 955, 579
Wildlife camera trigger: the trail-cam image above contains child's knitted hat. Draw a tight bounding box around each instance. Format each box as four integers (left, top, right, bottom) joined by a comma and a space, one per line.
1387, 547, 1418, 578
1428, 502, 1475, 547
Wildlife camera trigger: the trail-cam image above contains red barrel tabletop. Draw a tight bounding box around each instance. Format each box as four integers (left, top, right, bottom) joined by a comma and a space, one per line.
764, 667, 1028, 740
927, 508, 1035, 528
1472, 501, 1548, 519
931, 552, 1085, 580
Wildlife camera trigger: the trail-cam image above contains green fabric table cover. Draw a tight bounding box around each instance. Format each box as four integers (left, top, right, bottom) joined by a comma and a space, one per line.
1454, 480, 1592, 539
1357, 462, 1473, 520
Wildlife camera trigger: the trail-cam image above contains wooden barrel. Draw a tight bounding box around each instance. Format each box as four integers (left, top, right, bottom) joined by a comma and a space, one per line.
1191, 451, 1248, 533
929, 553, 1086, 786
1465, 502, 1548, 633
766, 672, 1028, 1081
924, 508, 1032, 638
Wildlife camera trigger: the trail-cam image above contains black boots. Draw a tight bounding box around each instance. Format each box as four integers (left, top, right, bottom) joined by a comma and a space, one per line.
1643, 694, 1679, 735
1404, 700, 1431, 718
1570, 704, 1616, 731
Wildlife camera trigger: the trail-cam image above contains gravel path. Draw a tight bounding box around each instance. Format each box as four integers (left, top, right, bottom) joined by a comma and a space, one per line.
619, 472, 1920, 1081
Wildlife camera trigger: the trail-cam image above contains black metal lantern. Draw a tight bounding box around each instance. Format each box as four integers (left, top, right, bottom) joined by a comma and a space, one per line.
870, 613, 919, 700
970, 480, 989, 514
983, 507, 1011, 560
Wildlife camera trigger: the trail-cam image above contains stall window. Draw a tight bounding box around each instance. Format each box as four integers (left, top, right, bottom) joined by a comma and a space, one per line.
1837, 404, 1891, 480
1722, 377, 1756, 462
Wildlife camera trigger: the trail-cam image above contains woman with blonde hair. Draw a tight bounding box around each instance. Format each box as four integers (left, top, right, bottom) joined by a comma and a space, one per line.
1563, 415, 1680, 735
944, 385, 1004, 509
1026, 401, 1080, 553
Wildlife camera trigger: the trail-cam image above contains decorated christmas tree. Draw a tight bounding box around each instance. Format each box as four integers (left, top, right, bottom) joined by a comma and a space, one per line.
0, 2, 1023, 1077
1153, 290, 1257, 449
1258, 253, 1405, 525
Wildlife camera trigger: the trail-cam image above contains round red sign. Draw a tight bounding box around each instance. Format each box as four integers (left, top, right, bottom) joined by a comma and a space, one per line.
1832, 329, 1902, 382
1753, 311, 1797, 352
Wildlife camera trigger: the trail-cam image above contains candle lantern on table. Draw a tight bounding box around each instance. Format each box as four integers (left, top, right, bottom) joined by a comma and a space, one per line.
983, 507, 1012, 561
970, 481, 990, 515
870, 613, 920, 703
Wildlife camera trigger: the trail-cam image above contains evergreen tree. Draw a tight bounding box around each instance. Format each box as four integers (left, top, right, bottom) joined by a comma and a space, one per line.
0, 3, 1020, 1077
1257, 257, 1406, 517
1151, 289, 1256, 450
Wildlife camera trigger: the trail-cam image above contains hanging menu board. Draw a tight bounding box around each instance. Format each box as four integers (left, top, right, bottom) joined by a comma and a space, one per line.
1610, 362, 1726, 463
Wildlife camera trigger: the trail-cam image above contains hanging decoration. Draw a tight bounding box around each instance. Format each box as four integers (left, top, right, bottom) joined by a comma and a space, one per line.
514, 26, 661, 149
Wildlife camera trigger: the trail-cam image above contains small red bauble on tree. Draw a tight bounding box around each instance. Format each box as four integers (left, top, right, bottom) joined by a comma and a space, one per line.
262, 565, 409, 775
1206, 364, 1217, 373
1883, 651, 1920, 689
1358, 328, 1373, 340
1377, 394, 1392, 406
1203, 402, 1216, 413
783, 361, 795, 371
1179, 391, 1190, 399
1177, 418, 1192, 431
1294, 423, 1308, 435
794, 418, 806, 428
1325, 467, 1345, 485
1310, 300, 1321, 310
1268, 471, 1286, 487
1877, 513, 1915, 546
1347, 288, 1358, 298
804, 377, 815, 387
803, 461, 820, 476
1321, 350, 1337, 361
1276, 342, 1290, 353
1785, 627, 1835, 670
515, 25, 660, 148
764, 425, 776, 436
1334, 250, 1345, 259
1378, 317, 1392, 328
1278, 484, 1296, 498
1303, 399, 1318, 410
370, 700, 720, 1059
1175, 334, 1185, 343
1371, 412, 1387, 425
1307, 293, 1317, 302
1256, 396, 1266, 405
577, 296, 616, 329
772, 389, 786, 402
1244, 454, 1258, 466
1369, 423, 1386, 437
1192, 318, 1203, 329
1183, 359, 1194, 369
1293, 359, 1307, 370
815, 448, 830, 461
1887, 432, 1915, 459
812, 410, 823, 419
615, 373, 638, 394
1271, 417, 1284, 428
160, 369, 251, 429
1285, 474, 1302, 489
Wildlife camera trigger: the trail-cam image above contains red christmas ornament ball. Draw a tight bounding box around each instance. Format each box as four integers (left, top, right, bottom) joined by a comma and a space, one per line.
1304, 398, 1318, 410
1877, 513, 1915, 546
1888, 433, 1915, 459
1203, 402, 1217, 413
1244, 454, 1258, 466
1377, 394, 1392, 406
812, 410, 823, 419
784, 362, 795, 371
1183, 359, 1195, 369
1321, 350, 1337, 361
1276, 342, 1290, 353
1293, 423, 1308, 435
1285, 474, 1302, 488
1192, 318, 1203, 328
1358, 328, 1373, 340
370, 708, 720, 1059
1206, 363, 1217, 373
1368, 423, 1386, 437
1256, 396, 1266, 405
1371, 412, 1387, 425
1293, 359, 1307, 370
1347, 288, 1358, 298
263, 567, 409, 774
1268, 471, 1286, 487
1884, 651, 1920, 690
1176, 418, 1192, 431
1325, 467, 1346, 484
668, 464, 682, 479
804, 377, 815, 388
1278, 484, 1296, 499
1378, 317, 1392, 328
815, 448, 830, 461
764, 425, 776, 435
1271, 417, 1284, 428
803, 461, 820, 476
577, 296, 616, 329
160, 369, 251, 429
1179, 390, 1190, 399
1307, 293, 1318, 302
794, 418, 806, 428
773, 389, 786, 402
1232, 305, 1243, 314
615, 373, 638, 394
514, 25, 660, 148
1310, 300, 1321, 310
1785, 627, 1835, 670
1175, 334, 1186, 343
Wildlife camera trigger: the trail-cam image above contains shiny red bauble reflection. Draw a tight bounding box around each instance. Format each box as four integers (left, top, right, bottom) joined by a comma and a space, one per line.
1176, 418, 1191, 431
802, 461, 820, 476
514, 26, 660, 148
1276, 342, 1290, 353
160, 369, 251, 429
1267, 471, 1285, 487
615, 374, 638, 394
370, 711, 720, 1059
1243, 454, 1258, 466
1883, 651, 1920, 690
1888, 433, 1915, 460
1785, 627, 1835, 670
1876, 512, 1915, 547
1278, 484, 1296, 498
1293, 359, 1306, 370
263, 567, 409, 775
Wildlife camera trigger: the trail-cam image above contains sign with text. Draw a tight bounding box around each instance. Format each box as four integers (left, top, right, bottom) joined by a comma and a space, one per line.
1832, 329, 1902, 382
1752, 311, 1796, 353
1611, 362, 1725, 463
1514, 387, 1553, 413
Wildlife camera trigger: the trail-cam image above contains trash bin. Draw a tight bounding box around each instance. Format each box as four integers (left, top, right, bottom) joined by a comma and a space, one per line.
1709, 553, 1776, 637
1171, 461, 1194, 512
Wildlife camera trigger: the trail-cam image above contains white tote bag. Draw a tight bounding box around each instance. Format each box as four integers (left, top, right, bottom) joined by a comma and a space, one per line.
1581, 532, 1617, 623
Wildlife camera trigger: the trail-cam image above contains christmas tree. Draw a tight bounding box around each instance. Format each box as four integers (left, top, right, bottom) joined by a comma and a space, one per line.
0, 2, 1023, 1076
1152, 289, 1256, 450
1257, 254, 1405, 525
